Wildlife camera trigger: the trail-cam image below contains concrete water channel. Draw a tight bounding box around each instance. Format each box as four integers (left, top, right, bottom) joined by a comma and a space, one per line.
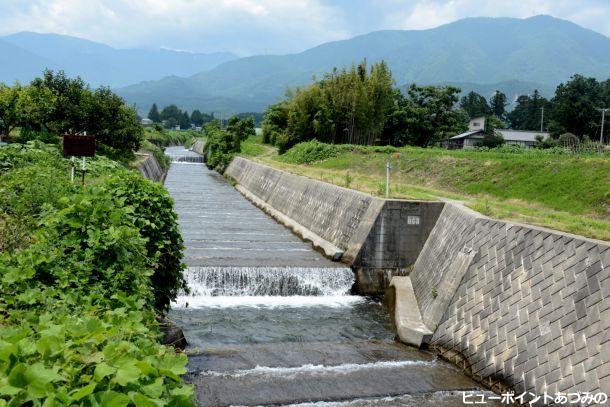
163, 147, 500, 407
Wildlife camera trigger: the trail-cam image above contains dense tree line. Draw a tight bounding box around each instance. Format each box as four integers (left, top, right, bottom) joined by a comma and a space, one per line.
461, 75, 610, 141
0, 70, 143, 157
262, 60, 468, 151
148, 103, 215, 129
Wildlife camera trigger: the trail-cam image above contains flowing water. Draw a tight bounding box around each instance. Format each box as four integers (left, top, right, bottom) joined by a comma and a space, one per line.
164, 147, 498, 406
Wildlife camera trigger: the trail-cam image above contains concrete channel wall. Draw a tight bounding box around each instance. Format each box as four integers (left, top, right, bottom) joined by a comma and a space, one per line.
225, 157, 443, 293
412, 203, 610, 397
135, 151, 165, 182
225, 156, 610, 397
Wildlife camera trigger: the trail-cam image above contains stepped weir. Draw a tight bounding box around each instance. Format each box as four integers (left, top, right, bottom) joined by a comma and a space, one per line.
163, 147, 499, 406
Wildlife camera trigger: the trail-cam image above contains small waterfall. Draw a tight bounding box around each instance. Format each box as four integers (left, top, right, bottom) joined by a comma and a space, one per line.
170, 156, 205, 163
182, 266, 355, 297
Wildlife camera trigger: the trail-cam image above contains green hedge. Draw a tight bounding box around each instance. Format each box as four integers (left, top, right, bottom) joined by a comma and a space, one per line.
0, 142, 194, 406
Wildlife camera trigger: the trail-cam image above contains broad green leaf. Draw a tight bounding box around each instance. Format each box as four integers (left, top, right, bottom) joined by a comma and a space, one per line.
7, 364, 27, 388
70, 382, 97, 400
94, 362, 116, 381
141, 378, 163, 399
96, 390, 130, 407
115, 364, 141, 386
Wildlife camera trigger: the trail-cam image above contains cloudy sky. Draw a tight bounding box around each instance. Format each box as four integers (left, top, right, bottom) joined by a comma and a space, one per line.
1, 0, 609, 55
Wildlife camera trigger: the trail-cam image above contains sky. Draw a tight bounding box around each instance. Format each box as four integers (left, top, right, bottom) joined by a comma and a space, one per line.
1, 0, 609, 55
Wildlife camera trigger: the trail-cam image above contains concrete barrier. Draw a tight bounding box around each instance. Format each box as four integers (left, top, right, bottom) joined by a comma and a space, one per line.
191, 140, 206, 157
408, 202, 610, 397
225, 157, 444, 293
135, 152, 165, 182
225, 156, 610, 397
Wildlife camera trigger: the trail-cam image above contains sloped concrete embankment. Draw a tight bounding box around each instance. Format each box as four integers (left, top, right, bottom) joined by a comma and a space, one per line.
190, 140, 206, 156
225, 157, 443, 294
135, 151, 166, 182
225, 156, 610, 398
403, 203, 609, 397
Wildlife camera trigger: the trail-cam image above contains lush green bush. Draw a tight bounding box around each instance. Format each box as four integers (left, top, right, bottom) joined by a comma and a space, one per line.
278, 140, 401, 164
278, 140, 341, 164
0, 143, 194, 405
204, 117, 254, 171
105, 173, 187, 312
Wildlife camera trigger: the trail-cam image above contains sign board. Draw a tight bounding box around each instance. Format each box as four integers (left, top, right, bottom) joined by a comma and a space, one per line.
63, 134, 95, 157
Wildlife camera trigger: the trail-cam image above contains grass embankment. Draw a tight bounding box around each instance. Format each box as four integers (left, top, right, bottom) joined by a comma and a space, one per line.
240, 137, 610, 241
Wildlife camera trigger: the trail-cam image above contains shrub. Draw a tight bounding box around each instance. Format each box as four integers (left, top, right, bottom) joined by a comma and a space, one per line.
105, 173, 187, 312
278, 140, 341, 164
0, 144, 194, 405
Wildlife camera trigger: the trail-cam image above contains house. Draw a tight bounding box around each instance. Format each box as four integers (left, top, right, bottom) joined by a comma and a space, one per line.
445, 117, 549, 149
141, 118, 153, 127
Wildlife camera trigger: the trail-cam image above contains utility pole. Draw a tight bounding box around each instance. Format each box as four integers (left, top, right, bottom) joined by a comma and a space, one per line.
540, 107, 544, 132
385, 160, 391, 198
599, 108, 608, 144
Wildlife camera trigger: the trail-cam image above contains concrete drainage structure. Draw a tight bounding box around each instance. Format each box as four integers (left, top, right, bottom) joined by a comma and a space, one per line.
226, 156, 610, 398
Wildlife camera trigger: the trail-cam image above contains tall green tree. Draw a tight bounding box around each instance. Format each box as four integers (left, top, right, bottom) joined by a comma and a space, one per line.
268, 59, 394, 152
401, 84, 468, 147
489, 90, 507, 120
549, 75, 607, 139
507, 90, 549, 131
148, 103, 161, 122
160, 104, 182, 123
460, 91, 490, 118
190, 109, 204, 126
180, 111, 191, 129
0, 83, 22, 138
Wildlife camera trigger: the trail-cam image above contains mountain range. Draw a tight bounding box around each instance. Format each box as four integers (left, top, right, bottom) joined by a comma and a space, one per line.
0, 32, 237, 88
116, 15, 610, 114
1, 15, 609, 114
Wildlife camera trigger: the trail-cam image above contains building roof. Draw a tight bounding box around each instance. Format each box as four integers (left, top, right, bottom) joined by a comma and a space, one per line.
449, 130, 484, 140
450, 129, 549, 142
497, 130, 549, 142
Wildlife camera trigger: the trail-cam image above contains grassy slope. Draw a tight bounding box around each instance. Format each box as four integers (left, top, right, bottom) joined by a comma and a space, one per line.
240, 136, 610, 241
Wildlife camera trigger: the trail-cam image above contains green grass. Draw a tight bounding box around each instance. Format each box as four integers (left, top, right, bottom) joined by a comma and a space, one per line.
239, 139, 610, 241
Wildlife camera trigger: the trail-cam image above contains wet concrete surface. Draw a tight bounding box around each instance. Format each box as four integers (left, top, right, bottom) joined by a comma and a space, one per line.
164, 149, 342, 268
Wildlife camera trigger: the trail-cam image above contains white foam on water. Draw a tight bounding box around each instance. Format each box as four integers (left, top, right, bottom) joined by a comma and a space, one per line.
172, 294, 364, 309
259, 391, 475, 407
180, 266, 355, 297
201, 359, 437, 379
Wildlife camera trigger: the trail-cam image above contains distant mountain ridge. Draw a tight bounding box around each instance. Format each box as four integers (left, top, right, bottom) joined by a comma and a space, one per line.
116, 15, 610, 114
0, 32, 238, 87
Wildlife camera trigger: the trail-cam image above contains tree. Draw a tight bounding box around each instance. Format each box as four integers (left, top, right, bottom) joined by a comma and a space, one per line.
83, 86, 143, 153
262, 102, 289, 144
480, 116, 505, 148
489, 90, 507, 120
267, 59, 394, 151
180, 111, 191, 129
507, 90, 549, 131
160, 104, 182, 124
460, 91, 490, 118
227, 115, 255, 151
400, 84, 468, 147
4, 70, 143, 156
148, 103, 161, 122
0, 83, 22, 138
190, 109, 204, 126
549, 75, 605, 139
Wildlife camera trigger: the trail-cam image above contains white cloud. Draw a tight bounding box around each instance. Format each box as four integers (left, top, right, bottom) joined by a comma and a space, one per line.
0, 0, 349, 54
0, 0, 608, 54
383, 0, 610, 36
